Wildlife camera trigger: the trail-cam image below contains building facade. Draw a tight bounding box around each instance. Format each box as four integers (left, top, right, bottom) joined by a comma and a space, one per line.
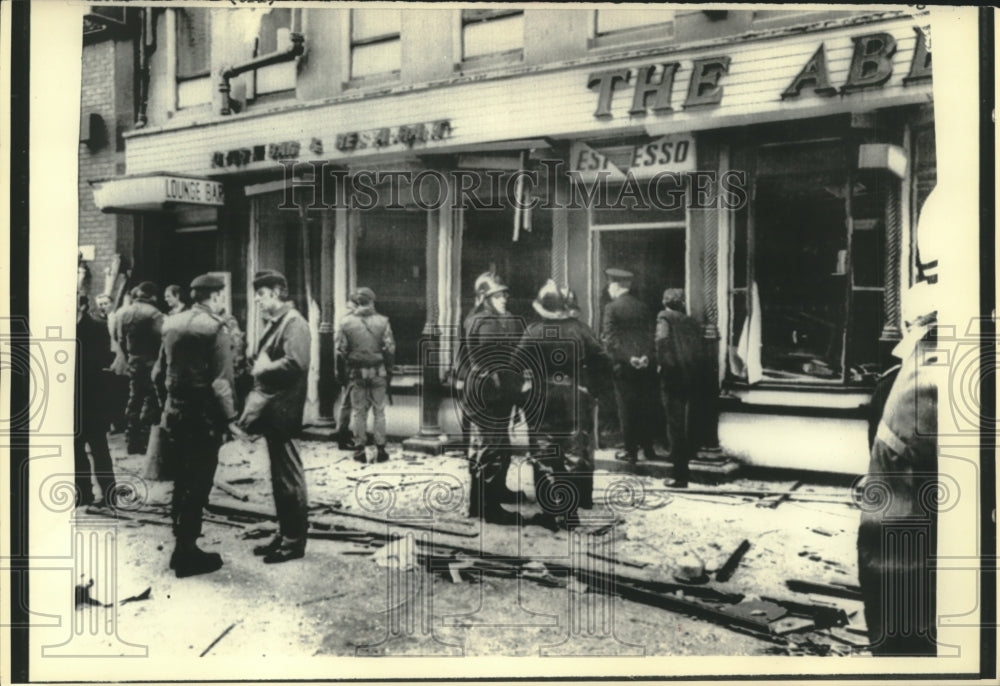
88, 5, 936, 472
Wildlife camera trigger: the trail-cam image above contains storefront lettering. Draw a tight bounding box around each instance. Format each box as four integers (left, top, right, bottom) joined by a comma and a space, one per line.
163, 177, 224, 205
592, 28, 931, 117
334, 119, 453, 153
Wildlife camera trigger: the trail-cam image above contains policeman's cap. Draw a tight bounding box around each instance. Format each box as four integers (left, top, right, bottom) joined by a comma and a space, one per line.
190, 274, 225, 291
253, 269, 288, 291
605, 268, 634, 283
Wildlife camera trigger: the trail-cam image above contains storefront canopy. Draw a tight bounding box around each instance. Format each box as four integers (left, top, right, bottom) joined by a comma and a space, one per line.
90, 173, 225, 212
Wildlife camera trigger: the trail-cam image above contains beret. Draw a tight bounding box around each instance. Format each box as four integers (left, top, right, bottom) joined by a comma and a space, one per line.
253, 269, 288, 291
190, 274, 225, 290
605, 268, 634, 281
356, 286, 376, 302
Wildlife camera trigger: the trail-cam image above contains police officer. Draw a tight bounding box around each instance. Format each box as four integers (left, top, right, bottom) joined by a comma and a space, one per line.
461, 272, 525, 524
520, 280, 611, 528
601, 268, 658, 463
152, 274, 237, 578
116, 281, 164, 454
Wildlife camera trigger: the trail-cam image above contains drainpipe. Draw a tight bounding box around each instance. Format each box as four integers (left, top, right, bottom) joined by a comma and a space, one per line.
218, 33, 305, 115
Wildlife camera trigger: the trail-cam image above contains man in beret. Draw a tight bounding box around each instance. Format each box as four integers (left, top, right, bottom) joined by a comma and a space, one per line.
152, 274, 237, 577
601, 268, 658, 464
655, 288, 706, 488
242, 270, 312, 563
115, 280, 164, 454
335, 287, 395, 464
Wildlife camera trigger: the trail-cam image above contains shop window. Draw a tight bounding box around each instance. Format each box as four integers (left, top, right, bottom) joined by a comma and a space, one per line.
351, 8, 401, 80
727, 140, 889, 386
591, 9, 675, 47
461, 8, 524, 62
354, 208, 425, 368
911, 123, 937, 284
176, 8, 211, 108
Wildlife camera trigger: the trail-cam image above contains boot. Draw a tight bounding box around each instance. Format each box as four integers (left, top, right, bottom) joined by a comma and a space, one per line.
172, 545, 223, 578
482, 502, 521, 526
253, 536, 282, 557
375, 445, 389, 463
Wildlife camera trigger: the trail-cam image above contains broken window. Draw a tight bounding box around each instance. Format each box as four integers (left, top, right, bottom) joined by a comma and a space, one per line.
728, 139, 888, 385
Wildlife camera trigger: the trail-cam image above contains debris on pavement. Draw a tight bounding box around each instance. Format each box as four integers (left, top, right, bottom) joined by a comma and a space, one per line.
715, 539, 751, 582
785, 578, 863, 601
199, 621, 239, 657
119, 587, 152, 605
74, 578, 110, 608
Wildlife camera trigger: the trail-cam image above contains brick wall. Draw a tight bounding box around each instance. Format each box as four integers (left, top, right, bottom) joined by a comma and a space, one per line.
78, 38, 130, 304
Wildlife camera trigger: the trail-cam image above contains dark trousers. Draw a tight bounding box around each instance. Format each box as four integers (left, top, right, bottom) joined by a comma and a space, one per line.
336, 384, 353, 439
660, 383, 694, 485
265, 433, 309, 550
167, 409, 221, 547
74, 424, 116, 505
612, 365, 658, 455
125, 359, 158, 453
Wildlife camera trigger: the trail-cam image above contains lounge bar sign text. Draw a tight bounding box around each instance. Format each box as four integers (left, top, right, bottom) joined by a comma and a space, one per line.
589, 28, 932, 118
164, 176, 224, 205
210, 120, 453, 169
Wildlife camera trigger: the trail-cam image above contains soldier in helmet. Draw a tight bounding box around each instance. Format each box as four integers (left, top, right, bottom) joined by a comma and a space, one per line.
152, 274, 237, 578
519, 280, 611, 528
460, 271, 525, 524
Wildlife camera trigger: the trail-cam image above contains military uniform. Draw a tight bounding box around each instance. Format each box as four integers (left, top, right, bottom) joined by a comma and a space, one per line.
153, 296, 236, 577
461, 295, 525, 522
519, 282, 611, 526
336, 294, 395, 461
601, 276, 658, 461
116, 292, 164, 454
74, 309, 117, 506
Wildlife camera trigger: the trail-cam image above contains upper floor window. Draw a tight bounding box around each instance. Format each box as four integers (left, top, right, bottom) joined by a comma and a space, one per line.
461, 8, 523, 61
252, 7, 301, 96
350, 8, 401, 80
176, 8, 210, 80
591, 8, 675, 47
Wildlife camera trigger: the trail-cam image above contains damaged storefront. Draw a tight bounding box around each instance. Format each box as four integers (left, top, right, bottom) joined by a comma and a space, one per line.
91, 7, 934, 472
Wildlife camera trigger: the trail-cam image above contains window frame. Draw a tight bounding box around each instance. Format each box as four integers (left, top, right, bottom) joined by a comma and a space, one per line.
457, 8, 524, 68
725, 135, 890, 389
588, 8, 676, 50
248, 7, 303, 100
175, 7, 211, 82
347, 7, 402, 85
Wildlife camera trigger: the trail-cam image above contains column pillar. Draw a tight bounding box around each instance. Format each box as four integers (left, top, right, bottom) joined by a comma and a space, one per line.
317, 209, 336, 418
699, 142, 723, 454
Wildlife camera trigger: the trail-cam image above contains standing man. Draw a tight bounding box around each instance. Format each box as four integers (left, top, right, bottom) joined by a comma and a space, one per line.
336, 287, 395, 464
332, 294, 359, 450
461, 272, 524, 524
655, 289, 706, 488
243, 270, 311, 564
601, 268, 658, 464
74, 295, 118, 509
153, 275, 237, 578
520, 281, 611, 528
116, 281, 164, 455
164, 285, 187, 315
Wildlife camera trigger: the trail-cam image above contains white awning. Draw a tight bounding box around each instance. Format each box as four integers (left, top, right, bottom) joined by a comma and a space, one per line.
90, 173, 225, 212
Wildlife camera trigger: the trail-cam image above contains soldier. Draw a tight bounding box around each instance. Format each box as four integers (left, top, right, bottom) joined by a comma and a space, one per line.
336, 287, 395, 463
115, 281, 164, 454
601, 268, 658, 464
520, 280, 611, 529
152, 274, 237, 578
461, 272, 525, 524
655, 288, 706, 489
332, 294, 359, 450
243, 270, 312, 564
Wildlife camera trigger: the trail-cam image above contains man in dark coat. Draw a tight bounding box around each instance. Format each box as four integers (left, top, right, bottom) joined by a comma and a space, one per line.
336, 287, 395, 463
460, 272, 525, 524
655, 288, 706, 488
153, 274, 237, 578
242, 270, 312, 563
74, 295, 118, 508
601, 268, 658, 463
520, 281, 611, 528
115, 281, 164, 454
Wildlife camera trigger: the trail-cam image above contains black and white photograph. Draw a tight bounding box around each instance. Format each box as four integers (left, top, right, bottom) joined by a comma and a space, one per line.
1, 2, 995, 684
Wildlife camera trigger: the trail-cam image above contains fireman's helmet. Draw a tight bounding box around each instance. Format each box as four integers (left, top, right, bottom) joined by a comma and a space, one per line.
474, 272, 509, 300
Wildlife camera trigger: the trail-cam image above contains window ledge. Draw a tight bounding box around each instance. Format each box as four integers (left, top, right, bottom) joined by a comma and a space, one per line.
454, 48, 523, 74
344, 71, 401, 91
722, 384, 872, 410
588, 22, 676, 52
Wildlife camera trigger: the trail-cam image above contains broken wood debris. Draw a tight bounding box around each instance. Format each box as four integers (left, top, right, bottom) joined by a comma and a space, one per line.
213, 479, 249, 502
586, 550, 649, 569
714, 539, 751, 582
759, 481, 801, 509
785, 579, 863, 601
199, 622, 238, 657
